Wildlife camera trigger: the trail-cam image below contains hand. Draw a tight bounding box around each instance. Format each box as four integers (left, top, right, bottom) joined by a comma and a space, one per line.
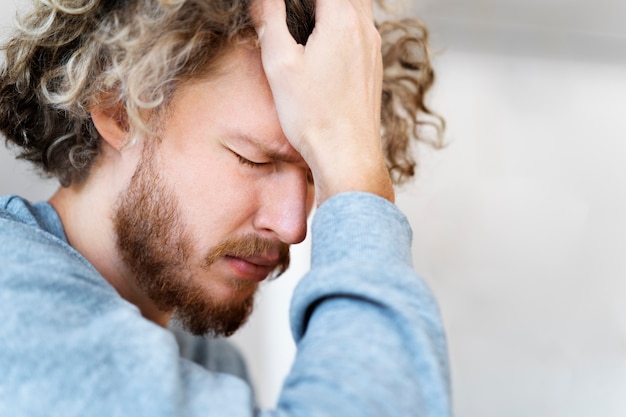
252, 0, 394, 205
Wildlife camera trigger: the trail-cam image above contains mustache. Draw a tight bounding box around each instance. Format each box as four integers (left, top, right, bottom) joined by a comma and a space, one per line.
203, 234, 291, 278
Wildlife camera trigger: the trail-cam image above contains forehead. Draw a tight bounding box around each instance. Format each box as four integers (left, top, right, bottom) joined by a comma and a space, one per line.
175, 43, 271, 107
164, 44, 303, 163
212, 43, 269, 91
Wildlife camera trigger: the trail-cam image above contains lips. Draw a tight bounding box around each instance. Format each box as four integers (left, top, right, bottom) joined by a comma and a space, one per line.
224, 255, 279, 281
202, 234, 290, 281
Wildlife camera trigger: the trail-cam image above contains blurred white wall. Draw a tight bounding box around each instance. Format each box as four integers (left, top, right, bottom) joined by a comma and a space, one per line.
404, 52, 626, 417
402, 3, 626, 415
2, 0, 626, 415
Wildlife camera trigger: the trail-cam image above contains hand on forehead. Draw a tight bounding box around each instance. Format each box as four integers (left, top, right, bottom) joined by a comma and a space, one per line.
249, 0, 392, 205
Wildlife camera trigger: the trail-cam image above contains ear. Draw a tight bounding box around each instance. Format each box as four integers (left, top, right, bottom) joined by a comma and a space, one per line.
90, 102, 130, 151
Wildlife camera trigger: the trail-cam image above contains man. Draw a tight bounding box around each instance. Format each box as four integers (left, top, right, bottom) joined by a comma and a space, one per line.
0, 0, 451, 415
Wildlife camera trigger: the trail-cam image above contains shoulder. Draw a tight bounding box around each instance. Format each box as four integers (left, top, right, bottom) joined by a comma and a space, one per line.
0, 194, 40, 227
0, 198, 255, 416
0, 194, 102, 284
0, 196, 122, 337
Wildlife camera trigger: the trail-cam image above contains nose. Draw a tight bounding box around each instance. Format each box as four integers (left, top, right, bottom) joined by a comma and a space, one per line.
252, 167, 310, 244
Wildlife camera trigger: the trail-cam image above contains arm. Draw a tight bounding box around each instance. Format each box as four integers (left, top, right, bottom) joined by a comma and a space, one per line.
252, 0, 452, 415
276, 192, 452, 416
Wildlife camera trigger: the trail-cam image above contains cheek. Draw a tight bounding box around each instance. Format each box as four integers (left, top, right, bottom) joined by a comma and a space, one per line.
161, 151, 260, 246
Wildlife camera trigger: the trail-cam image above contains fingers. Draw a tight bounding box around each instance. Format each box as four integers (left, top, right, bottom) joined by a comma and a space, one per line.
315, 0, 375, 25
250, 0, 298, 63
251, 0, 375, 53
248, 0, 390, 204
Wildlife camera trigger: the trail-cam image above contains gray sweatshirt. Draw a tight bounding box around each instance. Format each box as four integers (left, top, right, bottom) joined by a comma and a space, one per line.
0, 192, 451, 416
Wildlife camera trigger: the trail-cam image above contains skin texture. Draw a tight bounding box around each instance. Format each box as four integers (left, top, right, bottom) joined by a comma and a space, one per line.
49, 0, 392, 335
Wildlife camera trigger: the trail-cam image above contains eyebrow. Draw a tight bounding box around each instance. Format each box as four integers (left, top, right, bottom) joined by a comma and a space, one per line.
233, 132, 303, 164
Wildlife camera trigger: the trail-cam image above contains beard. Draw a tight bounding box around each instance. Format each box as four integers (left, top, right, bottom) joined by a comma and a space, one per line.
112, 143, 290, 336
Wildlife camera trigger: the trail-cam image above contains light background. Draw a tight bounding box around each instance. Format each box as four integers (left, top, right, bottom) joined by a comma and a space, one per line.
2, 0, 626, 415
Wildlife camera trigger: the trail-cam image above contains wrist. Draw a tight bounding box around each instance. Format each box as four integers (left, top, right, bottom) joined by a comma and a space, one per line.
312, 154, 395, 206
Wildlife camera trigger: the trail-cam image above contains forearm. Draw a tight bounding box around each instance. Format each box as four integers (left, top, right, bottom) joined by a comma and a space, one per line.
276, 193, 451, 417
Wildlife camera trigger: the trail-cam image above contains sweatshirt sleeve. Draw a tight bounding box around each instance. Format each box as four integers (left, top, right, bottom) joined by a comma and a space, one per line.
273, 192, 452, 417
0, 193, 451, 417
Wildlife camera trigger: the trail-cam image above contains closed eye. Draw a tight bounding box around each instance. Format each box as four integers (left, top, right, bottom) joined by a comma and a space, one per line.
233, 151, 270, 168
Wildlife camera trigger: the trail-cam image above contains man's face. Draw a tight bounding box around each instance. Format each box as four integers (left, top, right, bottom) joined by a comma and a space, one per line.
113, 45, 313, 336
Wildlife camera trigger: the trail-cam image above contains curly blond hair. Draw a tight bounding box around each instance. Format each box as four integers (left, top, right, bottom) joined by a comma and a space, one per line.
0, 0, 443, 187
